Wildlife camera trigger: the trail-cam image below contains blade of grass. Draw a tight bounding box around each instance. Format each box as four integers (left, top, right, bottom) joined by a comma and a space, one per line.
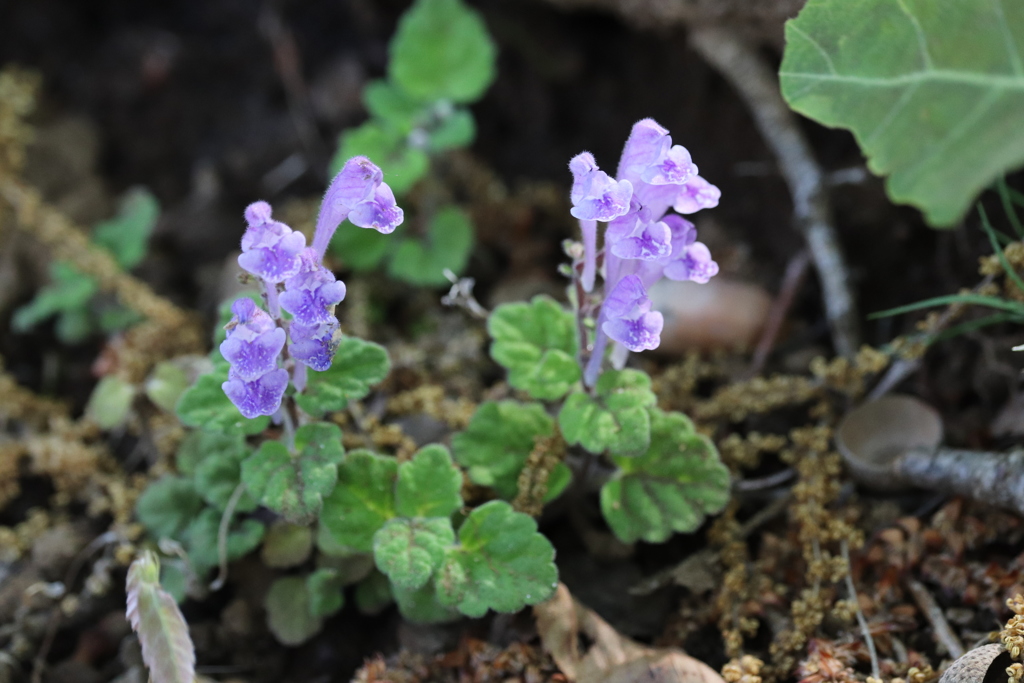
997, 178, 1024, 238
979, 204, 1024, 295
869, 293, 1024, 319
933, 312, 1023, 343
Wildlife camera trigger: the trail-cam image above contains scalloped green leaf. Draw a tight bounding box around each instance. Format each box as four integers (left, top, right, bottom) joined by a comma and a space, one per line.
261, 521, 314, 568
12, 261, 98, 335
559, 369, 656, 456
355, 571, 393, 615
175, 430, 247, 477
451, 400, 553, 498
241, 423, 345, 523
175, 364, 269, 435
364, 79, 426, 131
373, 517, 456, 591
396, 444, 463, 519
306, 568, 345, 618
389, 0, 497, 104
600, 409, 730, 544
393, 581, 461, 623
429, 108, 475, 151
388, 205, 473, 286
295, 337, 390, 416
320, 450, 398, 552
85, 375, 135, 430
136, 476, 204, 541
780, 0, 1024, 227
435, 500, 556, 617
488, 296, 580, 400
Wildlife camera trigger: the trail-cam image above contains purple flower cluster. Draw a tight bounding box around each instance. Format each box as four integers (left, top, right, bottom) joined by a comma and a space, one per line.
221, 156, 403, 419
570, 119, 721, 386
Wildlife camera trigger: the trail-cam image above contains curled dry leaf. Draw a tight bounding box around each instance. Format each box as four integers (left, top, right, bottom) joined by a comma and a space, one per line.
535, 582, 727, 683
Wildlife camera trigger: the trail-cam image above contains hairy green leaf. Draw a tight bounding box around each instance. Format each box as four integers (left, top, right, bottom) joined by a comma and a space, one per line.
306, 568, 346, 618
374, 517, 455, 591
92, 187, 160, 269
451, 400, 553, 498
354, 571, 394, 615
261, 521, 314, 568
126, 551, 195, 683
559, 369, 656, 456
388, 205, 473, 286
364, 79, 425, 131
320, 450, 398, 552
396, 444, 463, 519
241, 423, 345, 523
184, 508, 264, 575
435, 500, 557, 617
488, 296, 580, 400
780, 0, 1024, 226
295, 337, 390, 416
393, 581, 460, 623
136, 477, 204, 541
601, 410, 730, 543
194, 444, 257, 513
389, 0, 497, 104
175, 364, 269, 435
175, 430, 247, 477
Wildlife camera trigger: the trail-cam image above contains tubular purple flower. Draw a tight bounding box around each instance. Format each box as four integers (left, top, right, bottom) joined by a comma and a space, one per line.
220, 327, 286, 382
348, 183, 404, 235
238, 203, 306, 283
312, 156, 403, 259
568, 152, 633, 222
289, 320, 340, 372
664, 242, 719, 284
222, 368, 289, 419
603, 313, 663, 353
674, 175, 721, 214
280, 248, 347, 327
640, 144, 697, 186
609, 219, 672, 261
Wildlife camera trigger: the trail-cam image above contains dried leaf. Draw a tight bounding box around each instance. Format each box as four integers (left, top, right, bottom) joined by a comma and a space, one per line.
125, 551, 196, 683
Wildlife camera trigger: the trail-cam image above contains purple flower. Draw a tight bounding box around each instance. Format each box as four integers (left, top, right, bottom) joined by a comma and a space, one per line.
238, 202, 306, 283
610, 219, 672, 261
641, 144, 697, 186
220, 328, 286, 382
312, 156, 403, 258
222, 368, 289, 419
569, 153, 633, 222
348, 183, 404, 235
664, 242, 719, 284
616, 119, 670, 184
280, 249, 347, 326
224, 297, 276, 339
673, 175, 721, 214
289, 320, 340, 372
600, 275, 663, 352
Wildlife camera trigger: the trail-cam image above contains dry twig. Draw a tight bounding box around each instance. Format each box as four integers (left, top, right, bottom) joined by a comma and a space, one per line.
905, 578, 965, 659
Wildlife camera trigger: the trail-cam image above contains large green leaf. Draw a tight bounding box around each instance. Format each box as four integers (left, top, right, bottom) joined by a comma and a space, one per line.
373, 517, 456, 591
488, 296, 580, 400
320, 450, 398, 552
558, 369, 656, 456
780, 0, 1024, 226
600, 410, 730, 544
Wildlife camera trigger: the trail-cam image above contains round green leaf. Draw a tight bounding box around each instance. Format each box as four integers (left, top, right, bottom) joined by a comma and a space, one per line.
488, 296, 580, 400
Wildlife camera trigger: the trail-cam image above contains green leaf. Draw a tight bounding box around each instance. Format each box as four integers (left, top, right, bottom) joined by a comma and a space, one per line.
600, 409, 730, 544
559, 369, 656, 456
780, 0, 1024, 227
55, 307, 94, 343
451, 401, 553, 498
488, 296, 580, 400
12, 262, 97, 333
241, 423, 345, 523
175, 430, 247, 477
354, 571, 393, 615
396, 444, 463, 518
544, 463, 572, 502
429, 108, 475, 151
320, 450, 398, 552
136, 476, 204, 540
306, 568, 346, 618
295, 337, 390, 416
183, 508, 264, 576
435, 500, 557, 617
85, 376, 135, 430
126, 551, 196, 683
364, 79, 425, 131
329, 220, 393, 271
389, 0, 497, 104
96, 302, 142, 333
388, 205, 473, 286
194, 444, 258, 513
175, 364, 269, 435
261, 521, 314, 568
265, 576, 322, 646
333, 120, 428, 195
373, 517, 456, 591
145, 361, 191, 413
92, 187, 159, 268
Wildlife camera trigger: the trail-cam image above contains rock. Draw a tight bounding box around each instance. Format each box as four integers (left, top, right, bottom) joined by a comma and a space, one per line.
649, 278, 771, 353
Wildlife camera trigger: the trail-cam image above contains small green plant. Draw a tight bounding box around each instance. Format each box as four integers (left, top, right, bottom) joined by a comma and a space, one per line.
14, 187, 158, 342
328, 0, 496, 285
